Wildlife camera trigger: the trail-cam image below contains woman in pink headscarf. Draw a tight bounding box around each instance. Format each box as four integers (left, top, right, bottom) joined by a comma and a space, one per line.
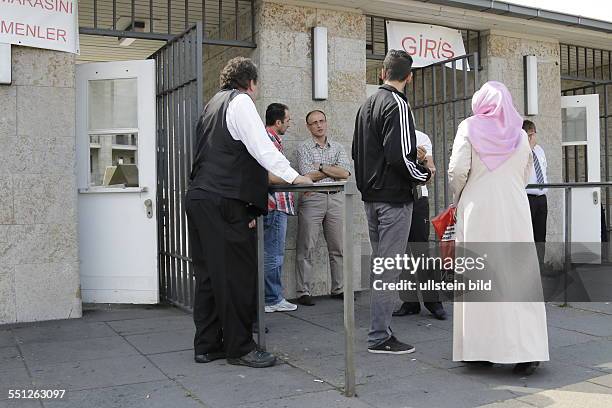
448, 81, 549, 375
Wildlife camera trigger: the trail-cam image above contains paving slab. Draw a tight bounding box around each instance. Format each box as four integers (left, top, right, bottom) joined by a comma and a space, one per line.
547, 326, 599, 349
476, 399, 534, 408
106, 315, 194, 336
29, 355, 166, 391
12, 322, 116, 345
288, 350, 434, 388
588, 373, 612, 388
232, 389, 373, 408
41, 380, 203, 408
451, 358, 605, 397
80, 305, 186, 323
0, 365, 33, 401
546, 305, 612, 337
409, 338, 465, 369
0, 399, 42, 408
558, 380, 612, 394
517, 387, 612, 407
124, 328, 194, 355
20, 336, 137, 367
551, 338, 612, 372
569, 302, 612, 315
0, 331, 15, 348
173, 362, 333, 408
356, 368, 517, 408
0, 346, 26, 373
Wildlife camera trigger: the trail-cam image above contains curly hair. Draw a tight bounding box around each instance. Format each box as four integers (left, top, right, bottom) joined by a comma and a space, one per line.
219, 57, 258, 90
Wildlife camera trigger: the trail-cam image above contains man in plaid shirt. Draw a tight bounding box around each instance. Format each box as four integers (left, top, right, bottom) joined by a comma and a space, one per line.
263, 103, 299, 313
294, 110, 351, 306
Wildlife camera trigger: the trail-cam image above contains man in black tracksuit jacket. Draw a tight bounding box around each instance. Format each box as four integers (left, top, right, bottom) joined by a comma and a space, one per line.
352, 50, 431, 354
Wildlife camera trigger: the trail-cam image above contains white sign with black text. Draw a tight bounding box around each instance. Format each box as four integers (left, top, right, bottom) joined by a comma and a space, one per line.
0, 0, 80, 54
386, 21, 468, 70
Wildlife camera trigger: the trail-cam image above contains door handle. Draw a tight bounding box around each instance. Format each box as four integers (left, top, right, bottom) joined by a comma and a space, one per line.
593, 190, 598, 205
144, 199, 153, 218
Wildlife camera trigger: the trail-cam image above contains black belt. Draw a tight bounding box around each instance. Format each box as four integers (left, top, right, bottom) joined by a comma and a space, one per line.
527, 193, 546, 197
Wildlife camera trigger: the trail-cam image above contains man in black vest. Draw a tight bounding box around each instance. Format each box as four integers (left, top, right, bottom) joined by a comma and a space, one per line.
186, 57, 312, 368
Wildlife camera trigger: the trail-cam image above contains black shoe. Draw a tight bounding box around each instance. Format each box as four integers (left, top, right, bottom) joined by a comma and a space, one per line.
513, 361, 540, 376
367, 336, 415, 355
464, 360, 494, 367
295, 295, 315, 306
227, 349, 277, 368
194, 350, 226, 363
393, 302, 421, 316
424, 302, 447, 320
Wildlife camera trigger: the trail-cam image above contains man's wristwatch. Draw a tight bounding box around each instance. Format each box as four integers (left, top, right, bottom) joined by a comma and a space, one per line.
319, 163, 324, 172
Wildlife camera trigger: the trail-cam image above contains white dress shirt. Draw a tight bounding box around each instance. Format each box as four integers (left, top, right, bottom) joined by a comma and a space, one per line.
526, 144, 548, 196
416, 130, 432, 197
226, 93, 299, 183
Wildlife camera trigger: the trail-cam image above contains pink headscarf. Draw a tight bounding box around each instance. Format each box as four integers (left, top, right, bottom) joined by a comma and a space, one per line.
464, 81, 523, 171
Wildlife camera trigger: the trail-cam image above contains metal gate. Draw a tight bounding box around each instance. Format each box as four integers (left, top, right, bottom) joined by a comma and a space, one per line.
151, 23, 203, 310
407, 53, 481, 219
560, 44, 612, 237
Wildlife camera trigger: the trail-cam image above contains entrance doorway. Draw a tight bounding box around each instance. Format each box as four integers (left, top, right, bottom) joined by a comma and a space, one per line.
560, 43, 612, 260
76, 59, 158, 303
561, 94, 602, 263
76, 0, 257, 307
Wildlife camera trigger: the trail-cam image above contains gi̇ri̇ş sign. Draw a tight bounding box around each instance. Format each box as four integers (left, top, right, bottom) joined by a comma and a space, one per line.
386, 21, 468, 70
0, 0, 80, 54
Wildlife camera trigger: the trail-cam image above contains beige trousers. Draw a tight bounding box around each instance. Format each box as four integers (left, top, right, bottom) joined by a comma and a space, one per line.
296, 192, 343, 296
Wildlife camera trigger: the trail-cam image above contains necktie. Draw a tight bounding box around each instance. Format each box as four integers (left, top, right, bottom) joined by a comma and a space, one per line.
532, 150, 545, 185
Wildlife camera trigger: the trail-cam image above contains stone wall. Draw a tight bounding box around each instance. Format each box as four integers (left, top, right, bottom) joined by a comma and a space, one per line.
483, 32, 564, 265
0, 47, 81, 323
253, 1, 368, 298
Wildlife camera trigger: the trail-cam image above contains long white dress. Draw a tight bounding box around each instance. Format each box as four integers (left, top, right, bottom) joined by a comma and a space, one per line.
448, 122, 549, 363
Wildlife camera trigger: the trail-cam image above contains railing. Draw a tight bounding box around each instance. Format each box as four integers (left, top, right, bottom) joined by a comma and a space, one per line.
256, 181, 358, 397
526, 181, 612, 305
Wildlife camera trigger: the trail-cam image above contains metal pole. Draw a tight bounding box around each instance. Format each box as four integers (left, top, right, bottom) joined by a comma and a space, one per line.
257, 214, 266, 350
564, 187, 572, 306
343, 183, 356, 397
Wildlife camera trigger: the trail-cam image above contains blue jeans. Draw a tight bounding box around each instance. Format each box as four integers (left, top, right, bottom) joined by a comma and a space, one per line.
264, 210, 288, 306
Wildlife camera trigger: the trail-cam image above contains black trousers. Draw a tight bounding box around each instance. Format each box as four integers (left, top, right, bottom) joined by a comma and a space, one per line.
400, 197, 441, 303
185, 190, 257, 358
528, 194, 547, 265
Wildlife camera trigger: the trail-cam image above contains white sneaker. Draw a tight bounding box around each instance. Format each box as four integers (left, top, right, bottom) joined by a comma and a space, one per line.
265, 299, 298, 313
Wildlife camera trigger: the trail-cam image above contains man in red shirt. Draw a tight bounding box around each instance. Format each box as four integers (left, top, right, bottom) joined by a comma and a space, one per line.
264, 103, 299, 313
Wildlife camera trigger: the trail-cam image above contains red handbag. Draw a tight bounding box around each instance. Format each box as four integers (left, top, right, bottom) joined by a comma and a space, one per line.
431, 206, 456, 262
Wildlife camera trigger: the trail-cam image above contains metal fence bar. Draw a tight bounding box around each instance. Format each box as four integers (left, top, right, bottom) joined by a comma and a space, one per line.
441, 65, 448, 207
156, 53, 166, 300
432, 65, 439, 216
255, 182, 357, 397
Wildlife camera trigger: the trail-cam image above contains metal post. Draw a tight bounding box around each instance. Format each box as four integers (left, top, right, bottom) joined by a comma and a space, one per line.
257, 214, 266, 350
564, 187, 572, 306
343, 183, 356, 397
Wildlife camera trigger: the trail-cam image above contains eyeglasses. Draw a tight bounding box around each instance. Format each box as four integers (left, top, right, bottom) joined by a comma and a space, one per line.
307, 119, 326, 126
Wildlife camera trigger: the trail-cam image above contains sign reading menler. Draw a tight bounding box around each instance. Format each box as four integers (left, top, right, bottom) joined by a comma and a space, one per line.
386, 21, 468, 70
0, 0, 79, 54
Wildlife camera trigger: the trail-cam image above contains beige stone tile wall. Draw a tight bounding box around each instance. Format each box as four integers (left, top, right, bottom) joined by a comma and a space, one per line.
0, 47, 81, 324
253, 1, 368, 299
483, 33, 564, 266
